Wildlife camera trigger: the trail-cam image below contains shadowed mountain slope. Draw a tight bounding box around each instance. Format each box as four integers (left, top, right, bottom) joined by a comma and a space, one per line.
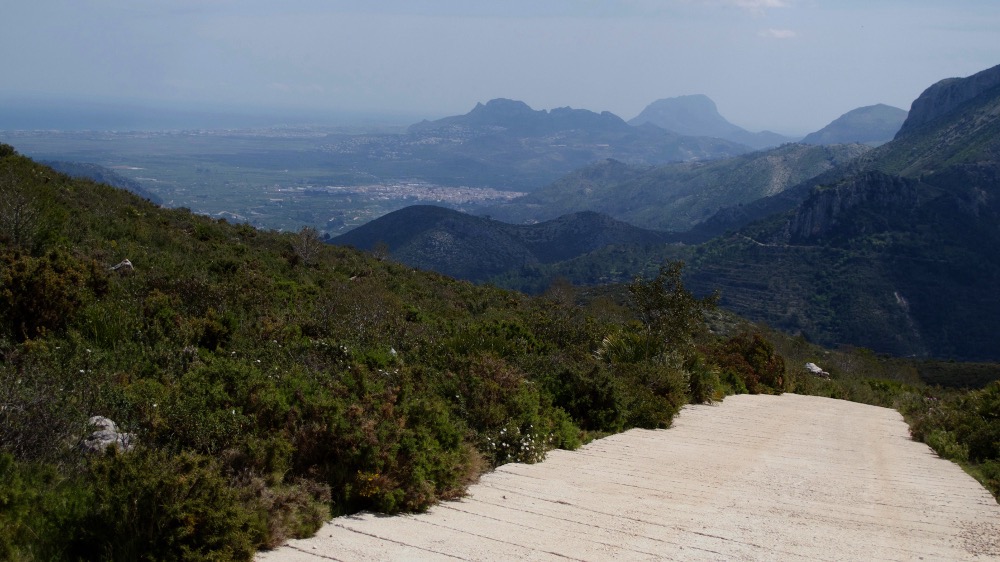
682, 64, 1000, 359
332, 205, 672, 281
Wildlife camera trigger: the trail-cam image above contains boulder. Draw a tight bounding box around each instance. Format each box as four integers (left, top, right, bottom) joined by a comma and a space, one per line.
805, 362, 831, 378
80, 415, 136, 454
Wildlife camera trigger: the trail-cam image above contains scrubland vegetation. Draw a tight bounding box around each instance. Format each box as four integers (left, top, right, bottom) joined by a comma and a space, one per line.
0, 144, 996, 561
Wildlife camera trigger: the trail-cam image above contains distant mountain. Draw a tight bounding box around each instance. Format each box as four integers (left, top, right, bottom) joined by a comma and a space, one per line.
408, 98, 630, 137
484, 143, 870, 232
628, 95, 794, 149
41, 160, 162, 204
332, 205, 671, 282
801, 104, 908, 146
320, 98, 751, 193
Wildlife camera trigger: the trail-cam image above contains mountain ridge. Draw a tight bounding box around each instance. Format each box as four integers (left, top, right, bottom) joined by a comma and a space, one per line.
332, 205, 673, 281
384, 98, 753, 191
409, 98, 632, 136
897, 63, 1000, 136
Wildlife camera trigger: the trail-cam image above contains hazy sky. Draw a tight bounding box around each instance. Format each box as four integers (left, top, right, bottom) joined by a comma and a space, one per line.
2, 0, 998, 134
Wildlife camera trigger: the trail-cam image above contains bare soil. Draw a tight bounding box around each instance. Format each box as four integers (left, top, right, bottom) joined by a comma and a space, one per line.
258, 394, 1000, 561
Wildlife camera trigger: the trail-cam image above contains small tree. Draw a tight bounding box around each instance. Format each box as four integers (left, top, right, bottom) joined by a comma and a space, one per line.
291, 227, 323, 266
0, 166, 39, 249
627, 261, 718, 360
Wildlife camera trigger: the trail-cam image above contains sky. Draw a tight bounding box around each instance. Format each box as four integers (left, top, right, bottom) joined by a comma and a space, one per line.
2, 0, 999, 134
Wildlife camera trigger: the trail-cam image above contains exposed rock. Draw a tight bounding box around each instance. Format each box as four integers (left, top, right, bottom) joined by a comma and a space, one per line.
790, 172, 918, 241
80, 415, 136, 454
805, 362, 831, 378
109, 258, 133, 272
897, 63, 1000, 137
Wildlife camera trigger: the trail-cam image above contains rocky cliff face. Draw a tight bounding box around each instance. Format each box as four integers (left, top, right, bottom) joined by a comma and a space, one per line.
896, 63, 1000, 137
790, 172, 918, 241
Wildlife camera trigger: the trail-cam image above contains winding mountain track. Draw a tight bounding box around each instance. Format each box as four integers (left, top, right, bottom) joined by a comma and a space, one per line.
258, 394, 1000, 561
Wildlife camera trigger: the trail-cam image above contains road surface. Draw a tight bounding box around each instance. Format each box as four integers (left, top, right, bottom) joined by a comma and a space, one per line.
259, 394, 1000, 561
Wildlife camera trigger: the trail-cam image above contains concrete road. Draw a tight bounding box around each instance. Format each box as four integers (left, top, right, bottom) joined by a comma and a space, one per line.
258, 394, 1000, 561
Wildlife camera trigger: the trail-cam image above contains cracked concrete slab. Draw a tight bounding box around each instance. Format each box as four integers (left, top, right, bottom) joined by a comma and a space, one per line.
258, 394, 1000, 561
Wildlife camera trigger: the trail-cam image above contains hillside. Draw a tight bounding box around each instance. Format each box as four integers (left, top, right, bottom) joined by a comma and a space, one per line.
2, 143, 784, 559
332, 205, 673, 281
628, 95, 794, 149
3, 127, 1000, 559
801, 104, 908, 146
691, 66, 1000, 240
461, 65, 1000, 361
484, 143, 870, 231
681, 64, 1000, 360
897, 63, 1000, 135
42, 160, 162, 204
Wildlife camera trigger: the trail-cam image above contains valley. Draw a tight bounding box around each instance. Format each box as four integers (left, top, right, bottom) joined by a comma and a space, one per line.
0, 127, 527, 234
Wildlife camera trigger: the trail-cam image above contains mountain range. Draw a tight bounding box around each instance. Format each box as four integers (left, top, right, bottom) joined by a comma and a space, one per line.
337, 63, 1000, 360
387, 98, 751, 189
673, 63, 1000, 360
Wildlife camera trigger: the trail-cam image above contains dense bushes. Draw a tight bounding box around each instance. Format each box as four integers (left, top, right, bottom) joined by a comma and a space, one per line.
0, 250, 106, 340
714, 331, 787, 394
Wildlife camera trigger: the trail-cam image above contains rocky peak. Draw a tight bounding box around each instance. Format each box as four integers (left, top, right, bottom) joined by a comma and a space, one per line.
897, 63, 1000, 137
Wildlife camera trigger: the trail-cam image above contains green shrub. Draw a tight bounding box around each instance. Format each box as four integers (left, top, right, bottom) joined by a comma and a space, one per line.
616, 360, 688, 429
0, 455, 92, 561
0, 342, 95, 462
0, 250, 105, 340
686, 353, 723, 403
72, 449, 265, 561
714, 332, 787, 394
925, 429, 969, 462
545, 363, 625, 432
979, 460, 1000, 499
